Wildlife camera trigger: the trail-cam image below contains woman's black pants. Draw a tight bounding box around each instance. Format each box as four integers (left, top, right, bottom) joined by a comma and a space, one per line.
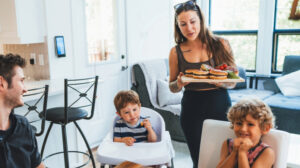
180, 88, 231, 168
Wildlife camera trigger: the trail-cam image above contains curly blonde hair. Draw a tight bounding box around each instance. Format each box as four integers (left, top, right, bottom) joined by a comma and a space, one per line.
227, 98, 275, 131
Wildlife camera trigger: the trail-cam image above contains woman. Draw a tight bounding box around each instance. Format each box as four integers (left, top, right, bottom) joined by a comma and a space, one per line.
169, 1, 236, 167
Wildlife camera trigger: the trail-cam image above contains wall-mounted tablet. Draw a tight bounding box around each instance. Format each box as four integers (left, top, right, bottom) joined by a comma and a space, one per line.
55, 36, 66, 57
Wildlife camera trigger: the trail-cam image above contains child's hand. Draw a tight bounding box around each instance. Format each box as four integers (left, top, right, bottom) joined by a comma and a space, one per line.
141, 119, 152, 130
121, 137, 136, 146
239, 138, 253, 153
233, 138, 243, 152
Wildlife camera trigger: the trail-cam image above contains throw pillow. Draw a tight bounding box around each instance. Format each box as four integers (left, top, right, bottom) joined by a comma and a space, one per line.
275, 70, 300, 96
157, 79, 183, 106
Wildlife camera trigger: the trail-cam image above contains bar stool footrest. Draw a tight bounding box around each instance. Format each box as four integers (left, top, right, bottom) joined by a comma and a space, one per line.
42, 150, 91, 168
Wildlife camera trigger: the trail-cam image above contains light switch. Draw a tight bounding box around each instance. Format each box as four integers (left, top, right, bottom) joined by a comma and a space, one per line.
38, 54, 44, 65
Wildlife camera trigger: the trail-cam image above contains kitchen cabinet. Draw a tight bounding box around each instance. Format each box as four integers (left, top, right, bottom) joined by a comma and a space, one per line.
0, 0, 45, 44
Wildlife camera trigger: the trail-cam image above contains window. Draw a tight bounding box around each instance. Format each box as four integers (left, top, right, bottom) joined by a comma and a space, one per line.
210, 0, 259, 71
208, 0, 300, 74
273, 0, 300, 72
85, 0, 118, 63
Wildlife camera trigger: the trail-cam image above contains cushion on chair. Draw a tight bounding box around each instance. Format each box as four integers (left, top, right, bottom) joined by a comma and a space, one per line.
43, 107, 88, 123
282, 55, 300, 75
275, 70, 300, 96
157, 79, 183, 107
198, 119, 290, 168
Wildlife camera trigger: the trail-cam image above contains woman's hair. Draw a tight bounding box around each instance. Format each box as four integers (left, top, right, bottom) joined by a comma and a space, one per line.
114, 90, 141, 113
227, 98, 275, 131
0, 53, 26, 88
174, 1, 235, 66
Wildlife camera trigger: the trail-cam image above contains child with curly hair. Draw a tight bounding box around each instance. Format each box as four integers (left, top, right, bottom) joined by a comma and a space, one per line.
217, 98, 276, 168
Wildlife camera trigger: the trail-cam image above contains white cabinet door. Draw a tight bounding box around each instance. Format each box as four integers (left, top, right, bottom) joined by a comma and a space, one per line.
0, 0, 45, 44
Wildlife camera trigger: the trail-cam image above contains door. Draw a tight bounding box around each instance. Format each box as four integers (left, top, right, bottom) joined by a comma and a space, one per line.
71, 0, 128, 148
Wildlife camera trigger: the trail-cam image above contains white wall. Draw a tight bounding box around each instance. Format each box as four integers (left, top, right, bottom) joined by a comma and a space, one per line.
126, 0, 173, 65
33, 1, 174, 166
44, 0, 75, 80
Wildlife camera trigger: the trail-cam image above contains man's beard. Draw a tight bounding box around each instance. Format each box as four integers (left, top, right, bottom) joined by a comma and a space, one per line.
5, 95, 23, 109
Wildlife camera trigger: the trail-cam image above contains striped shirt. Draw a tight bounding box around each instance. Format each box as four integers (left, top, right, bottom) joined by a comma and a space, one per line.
113, 116, 148, 142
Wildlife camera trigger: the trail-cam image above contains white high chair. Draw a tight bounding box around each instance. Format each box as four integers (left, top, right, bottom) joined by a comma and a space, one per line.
96, 107, 175, 167
198, 119, 290, 168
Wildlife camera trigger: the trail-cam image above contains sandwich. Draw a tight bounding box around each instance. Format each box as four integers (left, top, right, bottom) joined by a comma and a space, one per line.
193, 70, 209, 79
185, 69, 198, 77
209, 69, 228, 79
201, 64, 213, 71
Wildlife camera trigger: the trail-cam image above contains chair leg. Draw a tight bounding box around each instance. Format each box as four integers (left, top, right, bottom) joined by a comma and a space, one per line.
41, 122, 54, 158
61, 124, 70, 168
74, 121, 96, 168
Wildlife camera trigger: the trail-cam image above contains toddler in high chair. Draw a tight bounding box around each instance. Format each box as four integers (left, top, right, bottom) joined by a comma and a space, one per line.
113, 90, 157, 146
217, 98, 275, 168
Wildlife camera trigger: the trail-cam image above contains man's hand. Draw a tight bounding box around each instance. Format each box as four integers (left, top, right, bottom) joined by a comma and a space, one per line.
121, 137, 136, 146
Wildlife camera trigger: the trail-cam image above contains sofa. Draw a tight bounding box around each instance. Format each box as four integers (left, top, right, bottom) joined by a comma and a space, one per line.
262, 55, 300, 134
131, 56, 300, 142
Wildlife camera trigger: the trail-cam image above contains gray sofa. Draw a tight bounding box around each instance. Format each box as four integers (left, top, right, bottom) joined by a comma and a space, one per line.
262, 55, 300, 134
131, 56, 300, 142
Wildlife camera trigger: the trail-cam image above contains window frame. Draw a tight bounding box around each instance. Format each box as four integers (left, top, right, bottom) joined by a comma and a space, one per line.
272, 0, 300, 73
206, 0, 300, 75
208, 0, 259, 72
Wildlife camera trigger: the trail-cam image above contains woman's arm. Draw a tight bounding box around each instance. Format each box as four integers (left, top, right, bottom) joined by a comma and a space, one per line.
168, 47, 189, 93
36, 163, 45, 168
217, 140, 237, 168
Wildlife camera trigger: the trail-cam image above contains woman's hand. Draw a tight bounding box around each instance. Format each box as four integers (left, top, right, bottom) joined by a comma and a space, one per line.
177, 72, 190, 88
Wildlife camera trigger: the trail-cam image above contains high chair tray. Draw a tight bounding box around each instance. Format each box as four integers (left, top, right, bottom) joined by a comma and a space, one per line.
182, 75, 245, 83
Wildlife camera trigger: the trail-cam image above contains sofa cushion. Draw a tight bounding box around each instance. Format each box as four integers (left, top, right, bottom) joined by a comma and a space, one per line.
282, 55, 300, 75
275, 70, 300, 96
228, 89, 274, 102
157, 79, 183, 107
264, 93, 300, 110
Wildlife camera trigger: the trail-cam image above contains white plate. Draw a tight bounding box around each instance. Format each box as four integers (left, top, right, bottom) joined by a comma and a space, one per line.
181, 75, 245, 83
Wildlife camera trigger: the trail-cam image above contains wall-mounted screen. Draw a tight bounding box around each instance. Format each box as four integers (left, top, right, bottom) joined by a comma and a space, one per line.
55, 36, 66, 57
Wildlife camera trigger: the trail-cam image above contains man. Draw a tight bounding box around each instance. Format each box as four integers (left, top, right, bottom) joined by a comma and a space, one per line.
0, 53, 45, 168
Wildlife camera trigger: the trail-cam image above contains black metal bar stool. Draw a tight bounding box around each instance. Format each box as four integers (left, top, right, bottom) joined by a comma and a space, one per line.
14, 85, 49, 136
40, 76, 98, 168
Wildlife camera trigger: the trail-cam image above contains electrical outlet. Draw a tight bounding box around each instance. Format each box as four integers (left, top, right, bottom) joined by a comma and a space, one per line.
30, 53, 36, 65
38, 54, 44, 66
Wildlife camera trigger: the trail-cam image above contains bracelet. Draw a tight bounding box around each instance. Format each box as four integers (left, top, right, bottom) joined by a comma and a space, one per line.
169, 80, 182, 93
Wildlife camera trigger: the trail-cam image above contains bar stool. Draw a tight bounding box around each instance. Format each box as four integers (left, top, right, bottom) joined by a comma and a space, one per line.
14, 85, 49, 136
41, 76, 98, 168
